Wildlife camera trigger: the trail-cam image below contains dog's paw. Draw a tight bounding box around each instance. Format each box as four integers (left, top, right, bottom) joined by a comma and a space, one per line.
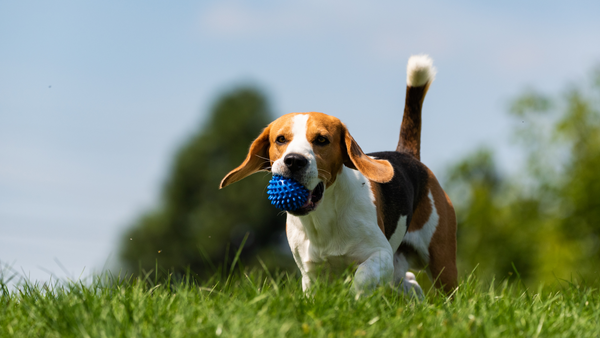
400, 272, 424, 299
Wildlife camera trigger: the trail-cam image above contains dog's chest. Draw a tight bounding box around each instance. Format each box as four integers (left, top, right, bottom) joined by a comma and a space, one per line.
286, 169, 392, 276
288, 215, 364, 260
292, 229, 368, 276
305, 246, 359, 275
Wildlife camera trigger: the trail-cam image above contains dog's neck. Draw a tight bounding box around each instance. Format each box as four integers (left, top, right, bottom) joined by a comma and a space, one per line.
291, 166, 376, 248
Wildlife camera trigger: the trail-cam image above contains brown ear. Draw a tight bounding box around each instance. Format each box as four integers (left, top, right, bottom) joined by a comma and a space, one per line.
342, 124, 394, 183
220, 125, 271, 189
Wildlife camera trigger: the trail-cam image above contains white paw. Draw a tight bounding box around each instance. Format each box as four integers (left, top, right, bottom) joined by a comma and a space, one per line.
401, 272, 424, 299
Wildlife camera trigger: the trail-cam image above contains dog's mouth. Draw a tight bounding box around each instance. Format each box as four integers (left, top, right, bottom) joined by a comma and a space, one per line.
289, 181, 325, 216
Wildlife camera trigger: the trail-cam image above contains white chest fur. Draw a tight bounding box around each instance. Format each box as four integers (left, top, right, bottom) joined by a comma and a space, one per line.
286, 166, 394, 290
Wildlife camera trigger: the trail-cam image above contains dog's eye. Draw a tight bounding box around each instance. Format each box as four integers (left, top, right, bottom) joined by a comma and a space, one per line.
314, 136, 330, 145
276, 136, 286, 144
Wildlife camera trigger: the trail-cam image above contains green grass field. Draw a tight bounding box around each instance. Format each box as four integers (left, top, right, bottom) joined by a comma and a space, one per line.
1, 265, 599, 338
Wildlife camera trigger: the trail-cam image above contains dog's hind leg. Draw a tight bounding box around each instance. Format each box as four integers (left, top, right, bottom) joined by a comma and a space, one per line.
427, 190, 458, 294
393, 252, 424, 299
427, 235, 458, 294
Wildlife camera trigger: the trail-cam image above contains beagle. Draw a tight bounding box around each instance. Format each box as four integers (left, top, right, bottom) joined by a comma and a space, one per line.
220, 55, 457, 296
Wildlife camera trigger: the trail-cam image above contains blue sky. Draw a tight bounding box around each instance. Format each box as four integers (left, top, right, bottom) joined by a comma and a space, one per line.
1, 0, 599, 283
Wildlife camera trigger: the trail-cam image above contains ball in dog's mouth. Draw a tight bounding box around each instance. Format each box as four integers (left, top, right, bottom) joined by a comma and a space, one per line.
267, 175, 310, 211
267, 175, 325, 215
289, 181, 324, 216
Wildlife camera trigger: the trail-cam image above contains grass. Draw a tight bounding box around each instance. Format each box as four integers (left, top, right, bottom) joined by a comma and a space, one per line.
1, 264, 599, 338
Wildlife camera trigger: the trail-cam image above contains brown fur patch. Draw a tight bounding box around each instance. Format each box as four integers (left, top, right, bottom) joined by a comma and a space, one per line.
369, 183, 386, 234
407, 188, 433, 232
305, 113, 347, 188
220, 124, 272, 188
266, 113, 298, 163
425, 169, 458, 293
342, 126, 394, 183
397, 84, 430, 160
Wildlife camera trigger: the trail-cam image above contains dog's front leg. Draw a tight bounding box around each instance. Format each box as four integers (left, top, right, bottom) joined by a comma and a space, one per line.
353, 249, 394, 294
301, 273, 312, 292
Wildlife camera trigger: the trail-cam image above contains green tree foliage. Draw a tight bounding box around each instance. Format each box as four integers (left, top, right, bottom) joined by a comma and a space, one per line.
447, 67, 600, 285
120, 87, 294, 276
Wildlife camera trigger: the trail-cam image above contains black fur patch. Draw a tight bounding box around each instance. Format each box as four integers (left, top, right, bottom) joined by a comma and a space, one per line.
366, 151, 429, 240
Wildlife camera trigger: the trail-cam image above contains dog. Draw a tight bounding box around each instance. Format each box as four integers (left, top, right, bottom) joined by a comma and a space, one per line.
220, 55, 457, 296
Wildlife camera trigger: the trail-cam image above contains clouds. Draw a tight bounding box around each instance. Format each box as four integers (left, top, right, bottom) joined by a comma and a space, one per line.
196, 0, 597, 74
198, 1, 361, 39
196, 1, 438, 62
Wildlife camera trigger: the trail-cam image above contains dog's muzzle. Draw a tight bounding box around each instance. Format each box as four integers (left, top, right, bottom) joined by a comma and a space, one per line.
275, 153, 324, 215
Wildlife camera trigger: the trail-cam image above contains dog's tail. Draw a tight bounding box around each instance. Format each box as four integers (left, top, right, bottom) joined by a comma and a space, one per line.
396, 55, 436, 160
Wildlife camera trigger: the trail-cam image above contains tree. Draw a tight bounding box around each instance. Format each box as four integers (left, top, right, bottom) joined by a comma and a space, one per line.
119, 87, 295, 277
446, 66, 600, 285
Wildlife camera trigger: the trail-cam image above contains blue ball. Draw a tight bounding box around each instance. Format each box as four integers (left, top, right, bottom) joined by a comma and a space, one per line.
267, 175, 310, 211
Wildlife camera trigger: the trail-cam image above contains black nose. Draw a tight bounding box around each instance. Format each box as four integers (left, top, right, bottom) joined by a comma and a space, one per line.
284, 153, 308, 172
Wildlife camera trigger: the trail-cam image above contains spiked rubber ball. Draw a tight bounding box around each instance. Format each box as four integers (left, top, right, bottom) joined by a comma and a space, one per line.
267, 175, 310, 211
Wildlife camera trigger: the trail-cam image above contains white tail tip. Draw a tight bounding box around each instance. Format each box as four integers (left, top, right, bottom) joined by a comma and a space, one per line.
406, 54, 436, 87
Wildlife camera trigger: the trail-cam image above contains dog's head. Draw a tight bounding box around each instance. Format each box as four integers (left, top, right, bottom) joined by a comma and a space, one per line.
220, 112, 393, 216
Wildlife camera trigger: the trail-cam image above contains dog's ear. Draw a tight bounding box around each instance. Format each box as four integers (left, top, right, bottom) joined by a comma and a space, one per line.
341, 124, 394, 183
220, 125, 271, 189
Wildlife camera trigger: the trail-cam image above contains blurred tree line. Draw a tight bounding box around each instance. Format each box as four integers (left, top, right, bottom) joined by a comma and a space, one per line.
447, 67, 600, 285
121, 67, 600, 286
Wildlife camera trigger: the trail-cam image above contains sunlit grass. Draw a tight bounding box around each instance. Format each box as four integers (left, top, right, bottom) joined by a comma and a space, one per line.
1, 263, 599, 338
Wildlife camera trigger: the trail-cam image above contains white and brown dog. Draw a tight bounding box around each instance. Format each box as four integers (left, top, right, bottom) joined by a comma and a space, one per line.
220, 55, 457, 296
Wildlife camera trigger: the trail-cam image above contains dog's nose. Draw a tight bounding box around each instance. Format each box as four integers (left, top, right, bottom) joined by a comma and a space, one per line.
284, 153, 308, 172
